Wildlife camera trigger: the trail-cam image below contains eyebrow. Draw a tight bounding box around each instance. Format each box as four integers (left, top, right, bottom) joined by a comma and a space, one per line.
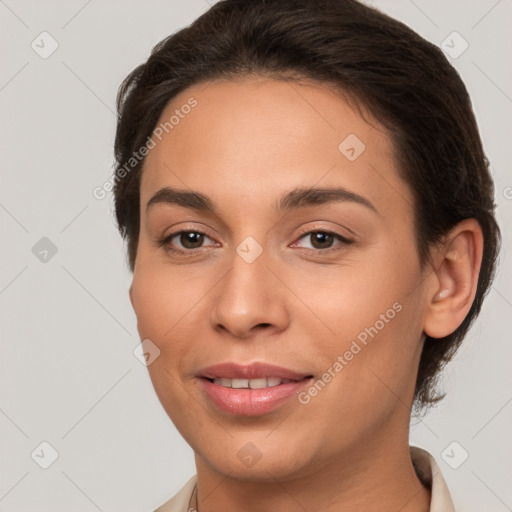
146, 186, 378, 215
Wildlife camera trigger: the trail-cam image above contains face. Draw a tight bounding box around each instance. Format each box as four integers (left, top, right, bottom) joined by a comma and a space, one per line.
130, 77, 432, 481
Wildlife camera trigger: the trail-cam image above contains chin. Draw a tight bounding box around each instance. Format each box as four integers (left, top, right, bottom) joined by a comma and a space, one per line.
204, 453, 310, 482
191, 432, 320, 482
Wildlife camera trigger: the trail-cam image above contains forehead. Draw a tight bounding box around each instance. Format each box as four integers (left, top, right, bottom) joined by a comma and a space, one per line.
140, 77, 412, 219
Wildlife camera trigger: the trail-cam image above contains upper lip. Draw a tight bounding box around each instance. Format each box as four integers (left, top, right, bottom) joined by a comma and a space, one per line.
198, 362, 312, 381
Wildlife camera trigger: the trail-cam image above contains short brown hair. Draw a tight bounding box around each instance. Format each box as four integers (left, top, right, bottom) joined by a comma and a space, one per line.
113, 0, 500, 411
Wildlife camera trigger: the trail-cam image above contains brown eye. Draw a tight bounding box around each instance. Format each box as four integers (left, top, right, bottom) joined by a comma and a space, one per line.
157, 230, 216, 255
293, 230, 354, 253
178, 231, 205, 249
309, 232, 335, 249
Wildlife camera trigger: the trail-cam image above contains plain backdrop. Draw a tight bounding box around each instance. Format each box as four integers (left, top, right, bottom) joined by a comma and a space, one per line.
1, 0, 511, 510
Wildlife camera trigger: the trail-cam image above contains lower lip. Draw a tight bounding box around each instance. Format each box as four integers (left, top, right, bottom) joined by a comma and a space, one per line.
199, 378, 312, 416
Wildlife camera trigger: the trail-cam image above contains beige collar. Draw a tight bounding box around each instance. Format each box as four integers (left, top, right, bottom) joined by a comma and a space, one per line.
155, 446, 455, 512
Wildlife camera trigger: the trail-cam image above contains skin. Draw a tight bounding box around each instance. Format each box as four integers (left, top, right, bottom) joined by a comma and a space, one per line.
129, 77, 483, 511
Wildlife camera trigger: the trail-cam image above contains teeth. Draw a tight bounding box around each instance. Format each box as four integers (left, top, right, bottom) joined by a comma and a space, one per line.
212, 377, 295, 388
249, 378, 267, 389
231, 378, 249, 389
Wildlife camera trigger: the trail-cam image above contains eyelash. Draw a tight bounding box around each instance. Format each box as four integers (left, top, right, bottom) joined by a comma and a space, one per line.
156, 228, 354, 256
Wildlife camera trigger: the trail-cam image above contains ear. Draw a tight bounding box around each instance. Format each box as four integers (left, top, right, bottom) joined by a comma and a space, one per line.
129, 283, 134, 309
423, 218, 484, 339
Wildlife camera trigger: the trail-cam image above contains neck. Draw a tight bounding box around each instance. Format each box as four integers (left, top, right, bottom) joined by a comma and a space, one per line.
193, 435, 430, 512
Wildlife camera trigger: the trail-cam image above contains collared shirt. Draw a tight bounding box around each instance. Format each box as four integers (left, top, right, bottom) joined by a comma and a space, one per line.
154, 446, 455, 512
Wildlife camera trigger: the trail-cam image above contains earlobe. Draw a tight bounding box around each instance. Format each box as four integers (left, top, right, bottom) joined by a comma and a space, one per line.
423, 218, 484, 339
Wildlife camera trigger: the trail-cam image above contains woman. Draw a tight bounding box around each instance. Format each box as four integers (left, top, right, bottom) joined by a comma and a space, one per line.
112, 0, 500, 510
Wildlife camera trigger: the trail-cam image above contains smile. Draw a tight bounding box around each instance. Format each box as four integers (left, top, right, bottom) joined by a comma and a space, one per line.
211, 377, 297, 388
197, 362, 313, 416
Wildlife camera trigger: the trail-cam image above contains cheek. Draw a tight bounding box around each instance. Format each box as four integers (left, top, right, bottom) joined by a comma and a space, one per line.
130, 264, 216, 377
131, 259, 200, 338
130, 268, 202, 417
295, 243, 424, 392
290, 249, 418, 340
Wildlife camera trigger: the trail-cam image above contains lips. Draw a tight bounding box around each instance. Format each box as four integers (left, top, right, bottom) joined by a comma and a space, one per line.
198, 361, 312, 381
197, 362, 313, 416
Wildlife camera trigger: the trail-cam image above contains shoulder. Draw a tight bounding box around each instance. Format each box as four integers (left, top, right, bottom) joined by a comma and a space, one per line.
410, 445, 455, 512
154, 475, 197, 512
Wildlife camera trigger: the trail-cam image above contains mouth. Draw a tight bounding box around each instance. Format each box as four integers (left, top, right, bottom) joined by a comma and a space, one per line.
197, 362, 314, 416
205, 376, 305, 388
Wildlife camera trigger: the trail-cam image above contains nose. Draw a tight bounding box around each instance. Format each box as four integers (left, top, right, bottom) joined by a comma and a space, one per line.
209, 247, 290, 339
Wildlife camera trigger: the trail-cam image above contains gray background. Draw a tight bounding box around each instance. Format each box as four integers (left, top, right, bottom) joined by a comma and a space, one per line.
0, 0, 510, 510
